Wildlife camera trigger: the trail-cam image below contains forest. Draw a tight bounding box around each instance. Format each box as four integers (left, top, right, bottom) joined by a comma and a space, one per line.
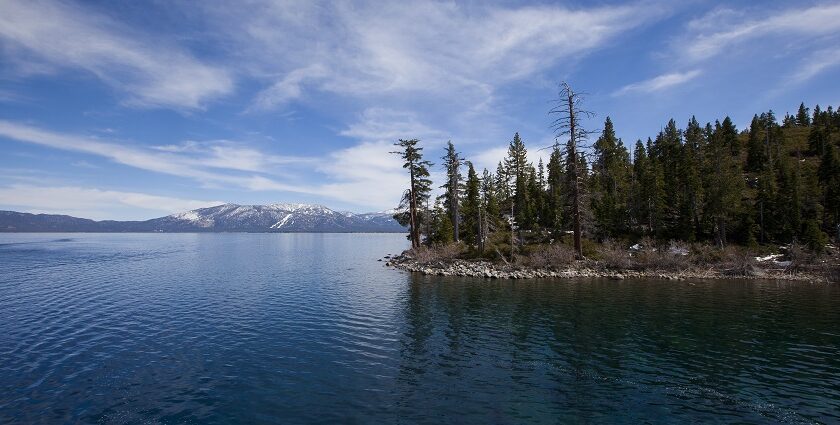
392, 84, 840, 265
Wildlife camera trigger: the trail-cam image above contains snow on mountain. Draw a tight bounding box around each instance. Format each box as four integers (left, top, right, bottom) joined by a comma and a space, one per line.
148, 203, 405, 232
0, 203, 407, 233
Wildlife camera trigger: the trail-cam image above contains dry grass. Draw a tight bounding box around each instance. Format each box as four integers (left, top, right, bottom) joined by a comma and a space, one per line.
516, 243, 576, 269
407, 243, 464, 264
597, 239, 632, 270
718, 247, 761, 276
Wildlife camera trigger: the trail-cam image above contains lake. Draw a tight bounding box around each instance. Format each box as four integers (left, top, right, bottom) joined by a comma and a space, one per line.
1, 233, 838, 424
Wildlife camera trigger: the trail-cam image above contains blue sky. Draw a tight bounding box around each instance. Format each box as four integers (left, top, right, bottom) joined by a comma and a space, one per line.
1, 0, 839, 220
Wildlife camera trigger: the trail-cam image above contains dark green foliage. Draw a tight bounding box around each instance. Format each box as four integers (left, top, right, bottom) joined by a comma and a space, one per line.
796, 102, 811, 127
545, 145, 565, 234
591, 117, 631, 239
504, 132, 532, 229
392, 138, 433, 248
429, 201, 454, 245
631, 139, 664, 236
460, 162, 481, 245
439, 141, 462, 242
394, 101, 838, 254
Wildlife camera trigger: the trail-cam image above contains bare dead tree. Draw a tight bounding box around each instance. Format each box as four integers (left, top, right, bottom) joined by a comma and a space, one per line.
549, 82, 596, 258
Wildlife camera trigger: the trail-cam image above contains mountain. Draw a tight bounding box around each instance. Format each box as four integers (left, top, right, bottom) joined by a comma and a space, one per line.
0, 203, 406, 233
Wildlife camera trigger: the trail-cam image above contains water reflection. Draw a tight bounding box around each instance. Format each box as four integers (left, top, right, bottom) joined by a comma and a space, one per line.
396, 276, 840, 424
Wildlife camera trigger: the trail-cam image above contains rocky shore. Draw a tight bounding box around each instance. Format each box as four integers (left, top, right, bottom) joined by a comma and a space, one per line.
382, 254, 825, 282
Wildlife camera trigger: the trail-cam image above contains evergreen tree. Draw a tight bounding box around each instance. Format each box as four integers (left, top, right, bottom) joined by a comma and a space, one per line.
632, 138, 665, 236
440, 141, 462, 242
392, 138, 433, 248
481, 168, 501, 243
505, 133, 531, 229
818, 142, 840, 241
796, 102, 811, 127
429, 201, 454, 245
526, 164, 543, 230
652, 119, 683, 238
546, 145, 565, 234
680, 116, 705, 240
591, 117, 631, 238
460, 162, 481, 246
747, 115, 768, 172
703, 120, 744, 247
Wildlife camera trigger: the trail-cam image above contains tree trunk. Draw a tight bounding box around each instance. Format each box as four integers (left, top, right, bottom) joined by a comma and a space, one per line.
409, 168, 419, 248
568, 91, 583, 258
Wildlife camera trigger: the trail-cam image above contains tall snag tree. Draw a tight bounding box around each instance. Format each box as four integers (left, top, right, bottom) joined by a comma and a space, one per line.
392, 138, 433, 249
440, 141, 463, 242
549, 82, 595, 258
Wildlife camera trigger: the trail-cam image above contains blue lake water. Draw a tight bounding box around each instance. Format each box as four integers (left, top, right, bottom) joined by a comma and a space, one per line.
1, 233, 838, 424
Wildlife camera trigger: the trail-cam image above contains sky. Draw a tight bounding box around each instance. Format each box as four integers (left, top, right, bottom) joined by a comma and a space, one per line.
1, 0, 839, 220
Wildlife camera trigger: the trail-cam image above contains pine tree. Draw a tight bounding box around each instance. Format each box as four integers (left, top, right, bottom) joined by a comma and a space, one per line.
818, 142, 840, 241
440, 141, 462, 242
633, 138, 665, 236
747, 115, 768, 172
460, 162, 481, 246
429, 200, 454, 245
526, 164, 542, 230
505, 133, 531, 229
392, 138, 433, 248
703, 120, 744, 247
796, 102, 811, 127
481, 168, 501, 249
652, 119, 683, 238
680, 116, 705, 240
546, 145, 565, 234
591, 116, 631, 238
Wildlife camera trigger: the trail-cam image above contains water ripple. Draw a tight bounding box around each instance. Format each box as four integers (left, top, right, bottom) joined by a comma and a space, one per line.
0, 234, 838, 424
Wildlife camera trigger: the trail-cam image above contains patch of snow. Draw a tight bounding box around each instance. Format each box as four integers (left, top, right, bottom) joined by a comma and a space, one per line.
172, 211, 201, 222
668, 246, 689, 256
755, 254, 783, 262
630, 244, 642, 251
270, 214, 293, 229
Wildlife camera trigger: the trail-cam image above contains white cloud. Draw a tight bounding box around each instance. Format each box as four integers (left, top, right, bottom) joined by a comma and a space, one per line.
0, 185, 222, 220
197, 1, 664, 110
0, 0, 233, 109
681, 4, 840, 62
0, 120, 312, 193
317, 141, 408, 210
790, 47, 840, 84
339, 108, 447, 143
613, 70, 702, 96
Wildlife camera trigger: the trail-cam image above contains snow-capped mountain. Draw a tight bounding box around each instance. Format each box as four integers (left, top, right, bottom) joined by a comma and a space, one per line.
0, 204, 405, 233
147, 203, 403, 232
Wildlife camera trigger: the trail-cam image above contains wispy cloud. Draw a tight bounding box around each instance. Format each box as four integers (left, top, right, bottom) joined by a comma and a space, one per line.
680, 4, 840, 62
0, 0, 233, 109
0, 119, 423, 211
613, 70, 702, 96
790, 47, 840, 84
198, 1, 665, 111
0, 184, 222, 220
0, 120, 311, 192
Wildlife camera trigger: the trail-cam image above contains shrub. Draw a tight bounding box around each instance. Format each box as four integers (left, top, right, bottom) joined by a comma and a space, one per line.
802, 219, 828, 253
719, 246, 760, 276
598, 239, 632, 270
407, 243, 464, 264
519, 243, 576, 269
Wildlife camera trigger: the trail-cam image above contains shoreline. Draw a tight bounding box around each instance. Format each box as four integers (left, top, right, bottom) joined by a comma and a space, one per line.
384, 256, 830, 282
